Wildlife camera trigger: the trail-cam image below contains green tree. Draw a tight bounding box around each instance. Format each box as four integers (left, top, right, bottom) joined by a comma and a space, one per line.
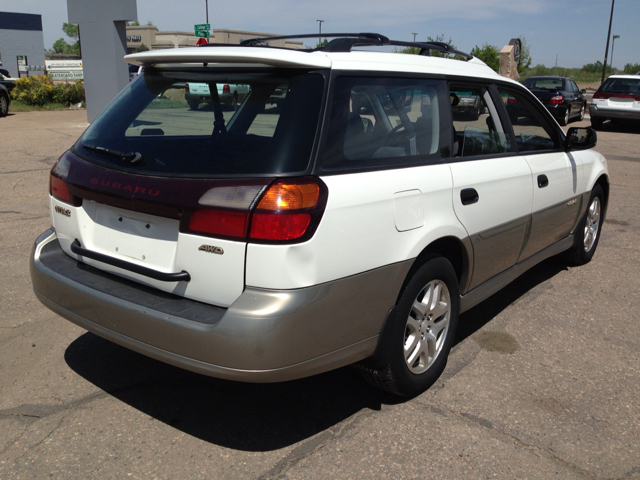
470, 43, 500, 72
127, 21, 140, 26
134, 44, 149, 52
624, 63, 640, 74
516, 37, 532, 74
52, 23, 80, 55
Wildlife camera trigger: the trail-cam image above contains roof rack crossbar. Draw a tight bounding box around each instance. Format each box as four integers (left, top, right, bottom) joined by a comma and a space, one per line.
235, 33, 472, 60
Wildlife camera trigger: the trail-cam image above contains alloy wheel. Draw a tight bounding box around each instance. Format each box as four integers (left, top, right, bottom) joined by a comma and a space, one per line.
583, 196, 601, 252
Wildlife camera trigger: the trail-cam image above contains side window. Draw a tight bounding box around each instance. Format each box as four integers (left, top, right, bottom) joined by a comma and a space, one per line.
499, 87, 560, 152
321, 77, 450, 170
450, 86, 511, 157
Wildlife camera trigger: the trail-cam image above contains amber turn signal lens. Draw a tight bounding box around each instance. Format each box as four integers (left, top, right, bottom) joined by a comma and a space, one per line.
257, 183, 320, 211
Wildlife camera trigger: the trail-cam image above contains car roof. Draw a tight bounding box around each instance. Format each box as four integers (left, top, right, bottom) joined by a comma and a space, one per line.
605, 74, 640, 80
124, 32, 508, 84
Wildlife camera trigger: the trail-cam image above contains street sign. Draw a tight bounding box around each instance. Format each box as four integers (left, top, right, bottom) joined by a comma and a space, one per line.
194, 24, 210, 32
195, 31, 210, 39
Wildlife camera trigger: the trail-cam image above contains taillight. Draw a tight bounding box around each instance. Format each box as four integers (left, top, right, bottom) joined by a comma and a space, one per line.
549, 95, 563, 105
593, 92, 609, 100
189, 209, 249, 237
185, 178, 327, 244
507, 96, 517, 104
249, 183, 321, 241
223, 84, 231, 94
185, 84, 190, 93
50, 175, 72, 203
49, 153, 77, 205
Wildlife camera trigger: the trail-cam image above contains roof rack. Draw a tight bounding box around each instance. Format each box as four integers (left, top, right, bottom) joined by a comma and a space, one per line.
197, 33, 473, 61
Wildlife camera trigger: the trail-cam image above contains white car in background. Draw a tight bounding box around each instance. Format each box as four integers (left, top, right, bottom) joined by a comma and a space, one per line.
185, 82, 250, 110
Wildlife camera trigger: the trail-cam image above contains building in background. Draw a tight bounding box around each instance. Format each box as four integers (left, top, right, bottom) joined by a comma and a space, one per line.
0, 11, 46, 78
126, 25, 302, 53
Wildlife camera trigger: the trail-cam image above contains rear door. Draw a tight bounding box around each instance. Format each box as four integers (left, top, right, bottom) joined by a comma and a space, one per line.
448, 84, 533, 291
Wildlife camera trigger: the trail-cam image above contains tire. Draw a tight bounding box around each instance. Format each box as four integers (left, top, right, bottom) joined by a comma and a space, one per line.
565, 185, 604, 266
231, 94, 238, 111
0, 93, 8, 117
356, 255, 460, 397
579, 103, 585, 121
188, 102, 199, 111
559, 107, 569, 126
591, 117, 604, 130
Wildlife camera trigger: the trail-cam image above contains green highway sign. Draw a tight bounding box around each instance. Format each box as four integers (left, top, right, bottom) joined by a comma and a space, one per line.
195, 31, 210, 38
194, 24, 210, 32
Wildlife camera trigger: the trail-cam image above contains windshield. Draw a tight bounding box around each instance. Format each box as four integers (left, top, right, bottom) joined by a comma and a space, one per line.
599, 77, 640, 94
75, 68, 326, 177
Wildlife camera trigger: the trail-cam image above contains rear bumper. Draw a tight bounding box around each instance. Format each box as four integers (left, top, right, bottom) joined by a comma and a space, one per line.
31, 229, 411, 382
589, 105, 640, 120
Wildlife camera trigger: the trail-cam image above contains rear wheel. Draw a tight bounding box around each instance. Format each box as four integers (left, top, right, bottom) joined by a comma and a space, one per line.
188, 102, 199, 111
0, 93, 8, 117
565, 185, 604, 266
231, 93, 238, 111
357, 255, 459, 397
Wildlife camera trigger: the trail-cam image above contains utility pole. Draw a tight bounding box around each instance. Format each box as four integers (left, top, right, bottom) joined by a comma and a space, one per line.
610, 34, 620, 73
205, 0, 209, 24
317, 20, 324, 47
412, 33, 418, 42
601, 0, 615, 83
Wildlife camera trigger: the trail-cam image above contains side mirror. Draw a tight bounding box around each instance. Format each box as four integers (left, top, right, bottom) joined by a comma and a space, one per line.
580, 89, 587, 94
566, 127, 597, 151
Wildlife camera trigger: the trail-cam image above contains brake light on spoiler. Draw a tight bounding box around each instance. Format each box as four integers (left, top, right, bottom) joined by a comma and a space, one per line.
187, 178, 327, 244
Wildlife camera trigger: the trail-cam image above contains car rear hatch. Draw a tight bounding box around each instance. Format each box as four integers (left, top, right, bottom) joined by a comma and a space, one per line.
50, 50, 329, 308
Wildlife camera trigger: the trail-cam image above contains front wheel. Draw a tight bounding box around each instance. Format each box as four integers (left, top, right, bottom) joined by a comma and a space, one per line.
579, 103, 585, 121
356, 255, 460, 397
565, 185, 604, 266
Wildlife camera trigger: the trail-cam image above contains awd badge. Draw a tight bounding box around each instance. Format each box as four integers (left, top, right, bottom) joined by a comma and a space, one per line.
54, 205, 71, 217
198, 245, 224, 255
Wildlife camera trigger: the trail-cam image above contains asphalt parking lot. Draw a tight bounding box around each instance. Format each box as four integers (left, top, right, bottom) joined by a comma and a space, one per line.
1, 110, 638, 479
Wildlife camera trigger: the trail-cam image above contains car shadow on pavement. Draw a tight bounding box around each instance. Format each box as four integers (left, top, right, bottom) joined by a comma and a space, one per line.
595, 119, 640, 134
64, 256, 568, 451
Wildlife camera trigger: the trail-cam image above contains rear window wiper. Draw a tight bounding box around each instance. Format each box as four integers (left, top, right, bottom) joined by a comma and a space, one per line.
82, 144, 143, 164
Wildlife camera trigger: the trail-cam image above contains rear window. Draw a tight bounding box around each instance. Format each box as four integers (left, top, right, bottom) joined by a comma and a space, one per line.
524, 78, 563, 90
74, 69, 326, 177
598, 77, 640, 94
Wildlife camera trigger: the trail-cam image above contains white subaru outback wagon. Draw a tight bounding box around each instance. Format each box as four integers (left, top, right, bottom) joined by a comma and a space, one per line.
30, 33, 609, 397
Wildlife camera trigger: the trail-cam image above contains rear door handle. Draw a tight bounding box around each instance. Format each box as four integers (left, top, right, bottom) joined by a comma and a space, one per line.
460, 188, 479, 205
537, 174, 549, 188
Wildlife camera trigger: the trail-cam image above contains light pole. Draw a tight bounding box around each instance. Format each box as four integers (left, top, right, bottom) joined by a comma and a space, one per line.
205, 0, 209, 24
317, 20, 324, 46
610, 34, 620, 73
601, 0, 615, 83
412, 33, 418, 42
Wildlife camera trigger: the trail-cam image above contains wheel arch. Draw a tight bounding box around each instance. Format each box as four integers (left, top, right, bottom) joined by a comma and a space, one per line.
395, 235, 472, 305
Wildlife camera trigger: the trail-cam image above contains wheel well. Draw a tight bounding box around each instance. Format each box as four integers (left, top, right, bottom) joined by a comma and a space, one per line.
595, 174, 610, 219
395, 237, 468, 304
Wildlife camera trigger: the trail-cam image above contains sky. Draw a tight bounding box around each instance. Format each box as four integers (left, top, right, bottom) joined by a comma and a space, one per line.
1, 0, 638, 70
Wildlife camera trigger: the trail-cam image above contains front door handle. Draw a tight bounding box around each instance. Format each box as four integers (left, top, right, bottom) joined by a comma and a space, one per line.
460, 188, 479, 205
538, 174, 549, 188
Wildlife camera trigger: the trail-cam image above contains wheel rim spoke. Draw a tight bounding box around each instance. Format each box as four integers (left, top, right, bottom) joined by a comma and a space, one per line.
404, 279, 452, 374
583, 197, 601, 251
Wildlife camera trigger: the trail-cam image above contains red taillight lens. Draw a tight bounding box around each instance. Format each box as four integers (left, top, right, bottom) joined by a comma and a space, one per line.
223, 84, 231, 94
250, 213, 311, 240
549, 95, 563, 105
50, 174, 72, 202
189, 209, 249, 238
507, 96, 517, 104
186, 179, 326, 243
593, 92, 608, 100
185, 84, 190, 93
